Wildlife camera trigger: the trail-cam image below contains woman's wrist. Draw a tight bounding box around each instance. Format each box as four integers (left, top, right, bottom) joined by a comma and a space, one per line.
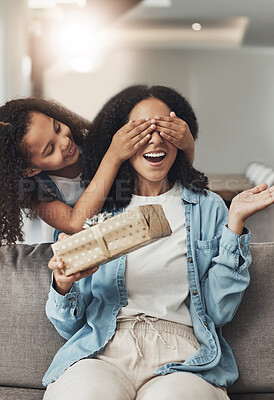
227, 210, 245, 236
53, 276, 72, 296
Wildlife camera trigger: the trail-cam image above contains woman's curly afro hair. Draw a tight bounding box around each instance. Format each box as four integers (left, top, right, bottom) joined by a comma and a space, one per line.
81, 85, 208, 210
0, 97, 90, 245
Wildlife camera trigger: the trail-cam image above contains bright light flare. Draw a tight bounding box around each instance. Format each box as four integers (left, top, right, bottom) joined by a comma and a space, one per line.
49, 13, 111, 73
58, 18, 93, 56
69, 57, 95, 73
50, 14, 103, 57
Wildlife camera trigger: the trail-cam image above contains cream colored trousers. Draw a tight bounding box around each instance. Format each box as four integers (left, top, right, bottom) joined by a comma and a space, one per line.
44, 316, 229, 400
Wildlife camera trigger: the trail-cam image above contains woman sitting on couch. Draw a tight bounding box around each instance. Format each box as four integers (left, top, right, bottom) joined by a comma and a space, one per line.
43, 85, 274, 400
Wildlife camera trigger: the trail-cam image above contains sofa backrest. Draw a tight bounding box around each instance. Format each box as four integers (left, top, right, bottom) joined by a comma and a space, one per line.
0, 243, 65, 389
223, 242, 274, 394
0, 242, 273, 392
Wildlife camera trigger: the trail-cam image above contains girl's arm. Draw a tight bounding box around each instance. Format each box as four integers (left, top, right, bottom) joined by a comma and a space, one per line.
33, 118, 156, 234
154, 111, 195, 165
204, 183, 274, 327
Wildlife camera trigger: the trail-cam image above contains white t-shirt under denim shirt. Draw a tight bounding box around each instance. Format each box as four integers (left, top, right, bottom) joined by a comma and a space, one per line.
118, 181, 192, 326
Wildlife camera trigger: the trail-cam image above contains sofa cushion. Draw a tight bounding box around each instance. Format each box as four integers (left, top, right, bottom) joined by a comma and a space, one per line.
0, 386, 44, 400
0, 243, 65, 389
224, 242, 274, 394
230, 395, 274, 400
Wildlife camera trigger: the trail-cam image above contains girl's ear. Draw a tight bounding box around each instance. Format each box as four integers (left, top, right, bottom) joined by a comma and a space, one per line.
24, 167, 42, 177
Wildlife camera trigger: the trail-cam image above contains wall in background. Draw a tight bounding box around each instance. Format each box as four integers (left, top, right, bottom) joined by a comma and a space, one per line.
0, 1, 4, 104
44, 47, 274, 174
188, 49, 274, 174
1, 1, 274, 174
0, 0, 31, 104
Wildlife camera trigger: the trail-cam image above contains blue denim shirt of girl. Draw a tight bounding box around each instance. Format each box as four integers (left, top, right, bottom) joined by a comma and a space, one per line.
37, 172, 78, 241
42, 188, 251, 388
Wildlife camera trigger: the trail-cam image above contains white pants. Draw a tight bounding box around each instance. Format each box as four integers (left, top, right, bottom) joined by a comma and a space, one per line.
44, 316, 229, 400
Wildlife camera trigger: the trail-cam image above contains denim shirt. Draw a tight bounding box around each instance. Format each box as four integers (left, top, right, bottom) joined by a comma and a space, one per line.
43, 188, 251, 388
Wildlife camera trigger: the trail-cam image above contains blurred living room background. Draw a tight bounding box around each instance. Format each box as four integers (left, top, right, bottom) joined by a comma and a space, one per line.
1, 0, 274, 242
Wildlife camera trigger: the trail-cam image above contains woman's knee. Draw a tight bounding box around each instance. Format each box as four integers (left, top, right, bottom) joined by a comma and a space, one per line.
136, 372, 228, 400
44, 359, 135, 400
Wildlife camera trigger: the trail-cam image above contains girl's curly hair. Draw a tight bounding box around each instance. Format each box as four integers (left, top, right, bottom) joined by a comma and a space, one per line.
82, 85, 208, 210
0, 97, 90, 245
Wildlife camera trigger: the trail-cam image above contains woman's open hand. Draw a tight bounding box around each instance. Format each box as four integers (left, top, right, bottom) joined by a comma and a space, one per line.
49, 233, 99, 296
228, 182, 274, 235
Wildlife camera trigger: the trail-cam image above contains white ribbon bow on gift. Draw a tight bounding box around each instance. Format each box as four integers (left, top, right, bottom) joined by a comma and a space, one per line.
83, 211, 113, 229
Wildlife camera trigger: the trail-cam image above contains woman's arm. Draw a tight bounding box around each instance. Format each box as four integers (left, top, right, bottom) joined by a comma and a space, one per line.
45, 280, 88, 340
204, 183, 274, 327
33, 118, 156, 234
228, 182, 274, 235
203, 224, 251, 328
45, 236, 99, 340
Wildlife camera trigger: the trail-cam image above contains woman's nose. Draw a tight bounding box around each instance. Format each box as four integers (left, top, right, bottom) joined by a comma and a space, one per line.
148, 130, 164, 145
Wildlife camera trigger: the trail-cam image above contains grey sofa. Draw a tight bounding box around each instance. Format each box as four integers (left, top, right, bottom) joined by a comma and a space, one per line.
0, 242, 273, 400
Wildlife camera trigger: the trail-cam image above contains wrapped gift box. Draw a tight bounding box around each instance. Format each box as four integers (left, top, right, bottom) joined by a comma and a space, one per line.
52, 204, 172, 276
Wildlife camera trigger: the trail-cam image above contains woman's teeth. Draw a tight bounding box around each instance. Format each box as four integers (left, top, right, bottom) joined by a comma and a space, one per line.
144, 152, 165, 158
143, 151, 166, 163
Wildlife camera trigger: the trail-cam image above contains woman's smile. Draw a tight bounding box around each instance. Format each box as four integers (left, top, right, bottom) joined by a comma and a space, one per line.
143, 150, 166, 165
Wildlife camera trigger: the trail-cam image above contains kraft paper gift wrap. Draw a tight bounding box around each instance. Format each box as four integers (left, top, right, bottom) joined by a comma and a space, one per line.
51, 204, 172, 276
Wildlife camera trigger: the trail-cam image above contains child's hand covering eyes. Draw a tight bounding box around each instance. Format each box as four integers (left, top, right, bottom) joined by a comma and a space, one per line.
154, 111, 195, 164
108, 118, 156, 164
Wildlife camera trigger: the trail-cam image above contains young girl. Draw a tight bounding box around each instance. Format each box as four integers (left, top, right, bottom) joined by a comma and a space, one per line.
0, 96, 194, 244
43, 85, 274, 399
